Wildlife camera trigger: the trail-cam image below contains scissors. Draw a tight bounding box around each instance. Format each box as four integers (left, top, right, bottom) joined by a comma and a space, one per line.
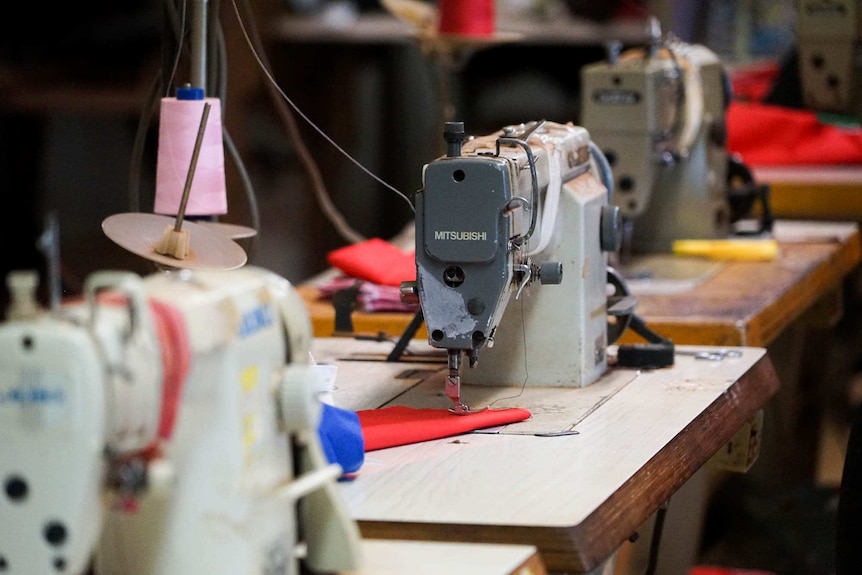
676, 348, 743, 361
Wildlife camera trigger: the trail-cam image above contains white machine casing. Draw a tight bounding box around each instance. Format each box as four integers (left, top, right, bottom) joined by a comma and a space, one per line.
581, 38, 732, 253
796, 0, 862, 119
464, 124, 610, 387
0, 310, 114, 575
0, 266, 361, 575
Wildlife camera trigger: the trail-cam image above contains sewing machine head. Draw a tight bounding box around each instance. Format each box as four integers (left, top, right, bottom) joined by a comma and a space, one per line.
414, 121, 564, 357
796, 0, 862, 120
404, 120, 623, 411
0, 266, 360, 574
580, 20, 734, 254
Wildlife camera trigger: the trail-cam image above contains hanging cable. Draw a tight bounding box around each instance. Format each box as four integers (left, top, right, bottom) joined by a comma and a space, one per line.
230, 0, 369, 245
644, 500, 669, 575
230, 0, 415, 239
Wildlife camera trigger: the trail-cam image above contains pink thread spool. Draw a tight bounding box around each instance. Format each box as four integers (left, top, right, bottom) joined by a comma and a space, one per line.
437, 0, 495, 37
154, 87, 227, 217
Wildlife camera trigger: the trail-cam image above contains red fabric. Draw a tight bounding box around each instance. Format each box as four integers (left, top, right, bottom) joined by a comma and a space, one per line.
357, 406, 532, 451
727, 101, 862, 166
326, 238, 416, 287
728, 61, 780, 103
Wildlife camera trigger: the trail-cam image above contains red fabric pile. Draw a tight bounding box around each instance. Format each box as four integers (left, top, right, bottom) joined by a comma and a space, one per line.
727, 101, 862, 166
322, 238, 418, 312
725, 59, 862, 166
326, 238, 415, 287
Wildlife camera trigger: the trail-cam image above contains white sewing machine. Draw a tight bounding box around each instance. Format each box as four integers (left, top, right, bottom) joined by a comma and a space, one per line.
401, 120, 625, 413
796, 0, 862, 120
580, 20, 759, 256
0, 266, 361, 575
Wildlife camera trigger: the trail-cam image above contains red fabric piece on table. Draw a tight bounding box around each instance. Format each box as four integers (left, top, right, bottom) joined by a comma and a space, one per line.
727, 101, 862, 166
357, 406, 532, 452
326, 238, 416, 287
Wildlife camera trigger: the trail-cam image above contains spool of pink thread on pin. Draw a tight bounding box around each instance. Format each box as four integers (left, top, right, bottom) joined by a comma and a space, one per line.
437, 0, 496, 37
154, 85, 227, 217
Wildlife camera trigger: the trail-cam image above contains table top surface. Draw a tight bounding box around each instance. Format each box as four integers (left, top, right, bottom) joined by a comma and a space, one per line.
753, 166, 862, 220
754, 164, 862, 185
313, 338, 780, 573
616, 220, 860, 346
300, 220, 861, 347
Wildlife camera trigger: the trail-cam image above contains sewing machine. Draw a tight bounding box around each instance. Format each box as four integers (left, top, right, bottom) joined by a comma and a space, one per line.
0, 266, 361, 575
580, 22, 742, 256
402, 120, 624, 413
796, 0, 862, 120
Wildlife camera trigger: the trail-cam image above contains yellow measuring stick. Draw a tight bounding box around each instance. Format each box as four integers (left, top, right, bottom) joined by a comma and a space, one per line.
672, 238, 779, 261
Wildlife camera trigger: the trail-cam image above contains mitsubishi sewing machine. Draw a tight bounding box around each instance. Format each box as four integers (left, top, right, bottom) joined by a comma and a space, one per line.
402, 120, 630, 413
0, 266, 361, 575
796, 0, 862, 120
580, 20, 771, 266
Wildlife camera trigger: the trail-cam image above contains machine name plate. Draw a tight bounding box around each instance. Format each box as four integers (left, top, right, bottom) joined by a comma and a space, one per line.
434, 230, 488, 241
592, 89, 641, 105
238, 303, 275, 338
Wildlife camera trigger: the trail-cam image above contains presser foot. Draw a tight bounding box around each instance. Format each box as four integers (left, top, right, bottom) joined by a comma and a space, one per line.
449, 402, 473, 415
449, 403, 489, 415
446, 374, 473, 416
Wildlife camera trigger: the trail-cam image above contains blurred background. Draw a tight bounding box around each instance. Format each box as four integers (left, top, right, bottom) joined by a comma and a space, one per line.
1, 4, 849, 574
0, 0, 799, 300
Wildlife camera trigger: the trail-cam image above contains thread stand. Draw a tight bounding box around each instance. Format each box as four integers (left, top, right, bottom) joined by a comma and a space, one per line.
154, 102, 212, 261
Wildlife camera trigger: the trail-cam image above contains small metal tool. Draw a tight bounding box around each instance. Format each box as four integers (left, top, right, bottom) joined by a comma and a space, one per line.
676, 349, 743, 361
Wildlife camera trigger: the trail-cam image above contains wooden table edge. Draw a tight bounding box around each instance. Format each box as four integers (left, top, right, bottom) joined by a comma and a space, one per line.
355, 353, 780, 573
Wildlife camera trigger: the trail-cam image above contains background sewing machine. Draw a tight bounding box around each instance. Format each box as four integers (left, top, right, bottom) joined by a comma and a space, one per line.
402, 120, 629, 413
579, 20, 770, 277
0, 265, 361, 575
795, 0, 862, 120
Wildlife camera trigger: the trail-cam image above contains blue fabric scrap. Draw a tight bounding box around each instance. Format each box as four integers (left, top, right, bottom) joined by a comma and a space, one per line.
317, 403, 365, 475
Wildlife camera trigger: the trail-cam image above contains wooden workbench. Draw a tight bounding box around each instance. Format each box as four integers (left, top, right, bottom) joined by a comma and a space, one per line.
300, 221, 858, 575
313, 338, 780, 574
754, 166, 862, 221
300, 221, 861, 348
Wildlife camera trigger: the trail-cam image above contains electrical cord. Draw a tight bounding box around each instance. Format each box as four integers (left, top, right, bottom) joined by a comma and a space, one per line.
229, 0, 416, 234
644, 500, 669, 575
128, 73, 163, 213
229, 0, 370, 245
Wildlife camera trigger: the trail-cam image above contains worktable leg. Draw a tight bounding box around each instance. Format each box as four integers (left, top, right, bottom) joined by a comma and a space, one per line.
695, 312, 848, 573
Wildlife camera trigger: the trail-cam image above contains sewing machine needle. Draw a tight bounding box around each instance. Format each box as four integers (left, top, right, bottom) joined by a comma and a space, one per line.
446, 351, 471, 415
446, 373, 472, 415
